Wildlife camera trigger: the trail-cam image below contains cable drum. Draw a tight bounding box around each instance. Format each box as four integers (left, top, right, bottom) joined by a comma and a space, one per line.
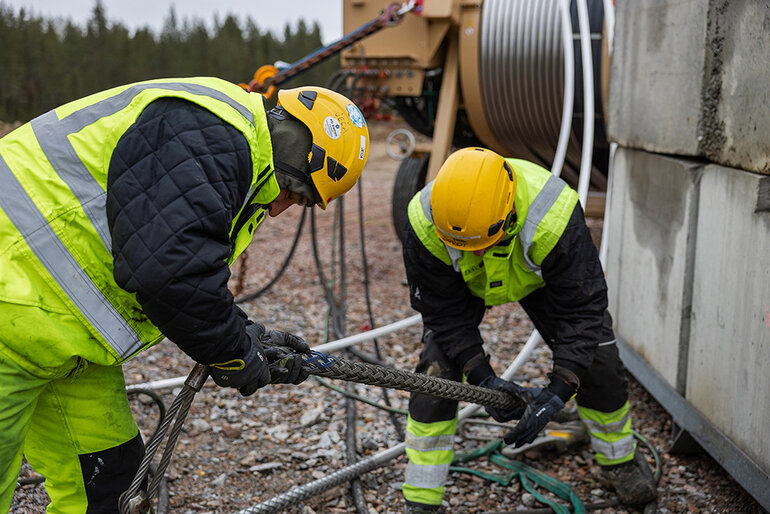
478, 0, 607, 177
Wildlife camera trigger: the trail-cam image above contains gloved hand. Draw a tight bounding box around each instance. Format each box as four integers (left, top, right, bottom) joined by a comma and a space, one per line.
502, 385, 565, 447
209, 322, 271, 396
260, 329, 312, 385
478, 376, 527, 422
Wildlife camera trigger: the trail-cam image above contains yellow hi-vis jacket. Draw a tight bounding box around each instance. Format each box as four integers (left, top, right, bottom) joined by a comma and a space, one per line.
0, 78, 278, 374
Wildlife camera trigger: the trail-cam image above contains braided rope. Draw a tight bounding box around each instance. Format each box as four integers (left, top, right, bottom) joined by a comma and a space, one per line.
300, 350, 523, 411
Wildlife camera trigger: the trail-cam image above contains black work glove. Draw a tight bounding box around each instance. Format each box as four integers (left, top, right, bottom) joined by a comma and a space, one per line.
209, 322, 271, 396
503, 385, 565, 447
260, 329, 312, 385
478, 376, 527, 422
462, 352, 525, 422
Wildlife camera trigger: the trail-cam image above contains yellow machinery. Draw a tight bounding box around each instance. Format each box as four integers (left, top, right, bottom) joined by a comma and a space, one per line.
341, 0, 609, 236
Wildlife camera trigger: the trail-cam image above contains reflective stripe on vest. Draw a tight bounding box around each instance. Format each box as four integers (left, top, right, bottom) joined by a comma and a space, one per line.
30, 81, 258, 255
419, 174, 567, 274
518, 175, 568, 274
0, 81, 265, 360
0, 153, 139, 355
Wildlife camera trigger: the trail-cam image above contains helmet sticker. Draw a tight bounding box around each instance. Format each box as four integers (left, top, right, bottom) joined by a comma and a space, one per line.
323, 116, 342, 140
346, 103, 366, 129
359, 135, 367, 160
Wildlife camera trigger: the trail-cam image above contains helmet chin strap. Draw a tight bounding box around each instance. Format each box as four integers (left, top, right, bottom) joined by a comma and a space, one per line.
267, 106, 318, 205
274, 163, 320, 206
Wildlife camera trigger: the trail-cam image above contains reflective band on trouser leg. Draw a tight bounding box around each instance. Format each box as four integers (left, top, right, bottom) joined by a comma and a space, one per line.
23, 363, 141, 513
577, 401, 636, 466
403, 416, 457, 506
0, 351, 49, 512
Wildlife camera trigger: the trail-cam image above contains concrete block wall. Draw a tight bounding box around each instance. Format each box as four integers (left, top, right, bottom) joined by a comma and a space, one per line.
605, 148, 770, 488
604, 0, 770, 505
608, 0, 770, 175
605, 149, 703, 392
686, 166, 770, 469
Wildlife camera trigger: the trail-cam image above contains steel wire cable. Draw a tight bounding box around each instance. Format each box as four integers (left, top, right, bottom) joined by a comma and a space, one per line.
238, 449, 398, 514
310, 191, 367, 511
235, 207, 307, 304
119, 385, 197, 513
119, 365, 208, 514
355, 170, 405, 441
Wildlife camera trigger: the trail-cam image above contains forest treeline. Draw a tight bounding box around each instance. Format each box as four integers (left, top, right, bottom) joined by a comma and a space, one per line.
0, 1, 340, 123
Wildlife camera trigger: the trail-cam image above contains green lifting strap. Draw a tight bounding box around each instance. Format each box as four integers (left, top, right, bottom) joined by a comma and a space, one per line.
450, 439, 586, 514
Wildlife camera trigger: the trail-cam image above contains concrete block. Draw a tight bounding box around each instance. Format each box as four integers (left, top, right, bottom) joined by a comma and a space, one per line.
607, 0, 770, 174
686, 164, 770, 470
607, 0, 707, 157
605, 147, 703, 391
705, 2, 770, 174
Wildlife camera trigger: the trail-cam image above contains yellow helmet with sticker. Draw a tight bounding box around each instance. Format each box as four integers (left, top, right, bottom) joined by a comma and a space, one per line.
277, 87, 370, 209
431, 147, 517, 251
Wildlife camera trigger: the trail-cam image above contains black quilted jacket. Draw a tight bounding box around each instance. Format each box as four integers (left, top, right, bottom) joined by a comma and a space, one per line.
106, 98, 256, 364
402, 202, 613, 382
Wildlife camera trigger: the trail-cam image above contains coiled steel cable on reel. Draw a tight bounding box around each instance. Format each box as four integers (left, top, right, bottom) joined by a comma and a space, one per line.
479, 0, 605, 171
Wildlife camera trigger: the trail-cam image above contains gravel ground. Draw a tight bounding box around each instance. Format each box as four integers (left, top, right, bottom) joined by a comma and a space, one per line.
11, 121, 766, 514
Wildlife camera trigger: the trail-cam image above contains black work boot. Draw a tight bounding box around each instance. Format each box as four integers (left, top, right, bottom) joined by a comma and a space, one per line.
404, 500, 441, 513
599, 450, 657, 504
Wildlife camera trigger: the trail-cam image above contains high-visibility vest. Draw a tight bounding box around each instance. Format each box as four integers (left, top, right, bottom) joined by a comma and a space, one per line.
0, 77, 279, 364
407, 159, 578, 305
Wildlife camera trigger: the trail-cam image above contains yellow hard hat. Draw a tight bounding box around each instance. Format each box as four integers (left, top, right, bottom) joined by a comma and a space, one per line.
431, 147, 517, 251
277, 87, 370, 209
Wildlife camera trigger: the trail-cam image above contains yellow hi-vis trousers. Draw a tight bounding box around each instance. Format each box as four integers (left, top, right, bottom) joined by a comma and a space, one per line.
0, 344, 142, 513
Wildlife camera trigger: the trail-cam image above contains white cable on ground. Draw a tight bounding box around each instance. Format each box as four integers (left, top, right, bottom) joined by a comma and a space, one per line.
576, 0, 595, 207
552, 0, 575, 178
126, 314, 423, 392
313, 313, 421, 353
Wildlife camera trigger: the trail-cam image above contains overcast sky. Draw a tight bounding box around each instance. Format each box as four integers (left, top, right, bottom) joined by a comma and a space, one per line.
1, 0, 344, 44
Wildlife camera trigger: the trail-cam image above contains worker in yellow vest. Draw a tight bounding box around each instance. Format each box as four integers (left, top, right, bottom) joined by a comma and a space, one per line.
0, 77, 369, 512
400, 148, 656, 513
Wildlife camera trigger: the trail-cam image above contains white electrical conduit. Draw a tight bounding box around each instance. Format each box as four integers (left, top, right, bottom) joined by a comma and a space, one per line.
551, 0, 575, 178
575, 0, 595, 207
599, 142, 618, 267
599, 0, 617, 268
602, 0, 615, 56
125, 314, 422, 392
